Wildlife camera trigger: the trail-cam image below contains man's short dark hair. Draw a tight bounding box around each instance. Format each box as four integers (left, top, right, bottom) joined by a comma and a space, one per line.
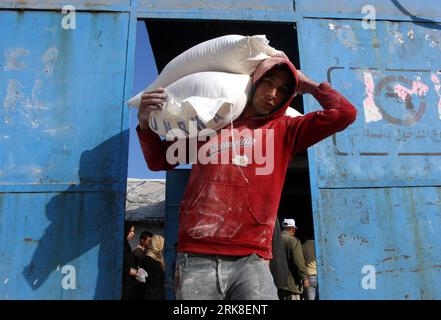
140, 230, 153, 241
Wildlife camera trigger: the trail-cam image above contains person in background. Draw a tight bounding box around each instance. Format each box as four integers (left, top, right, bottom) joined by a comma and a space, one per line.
142, 235, 166, 300
121, 224, 138, 300
132, 230, 153, 266
303, 235, 318, 300
132, 230, 153, 300
269, 217, 290, 300
280, 218, 309, 300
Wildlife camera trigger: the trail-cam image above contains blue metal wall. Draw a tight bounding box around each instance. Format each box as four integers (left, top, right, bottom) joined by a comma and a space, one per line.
296, 1, 441, 299
164, 169, 190, 300
0, 6, 132, 299
137, 0, 295, 21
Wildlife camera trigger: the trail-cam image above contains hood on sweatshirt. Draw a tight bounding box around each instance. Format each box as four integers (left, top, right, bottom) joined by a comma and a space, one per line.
248, 56, 300, 121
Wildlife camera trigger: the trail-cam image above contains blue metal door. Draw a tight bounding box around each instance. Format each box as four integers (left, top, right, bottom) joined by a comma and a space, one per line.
0, 8, 131, 299
163, 169, 191, 299
297, 0, 441, 299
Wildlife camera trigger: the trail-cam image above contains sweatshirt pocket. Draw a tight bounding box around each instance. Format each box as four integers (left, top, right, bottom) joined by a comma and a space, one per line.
183, 182, 266, 240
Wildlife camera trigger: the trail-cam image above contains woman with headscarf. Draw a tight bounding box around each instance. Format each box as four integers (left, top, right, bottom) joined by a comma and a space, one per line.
121, 224, 138, 300
141, 235, 166, 300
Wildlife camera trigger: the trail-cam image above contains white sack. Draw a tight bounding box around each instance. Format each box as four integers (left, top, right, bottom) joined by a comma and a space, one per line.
148, 72, 251, 138
128, 34, 282, 107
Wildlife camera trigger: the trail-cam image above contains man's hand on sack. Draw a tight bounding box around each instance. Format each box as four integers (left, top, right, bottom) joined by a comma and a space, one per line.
296, 70, 319, 95
138, 88, 166, 130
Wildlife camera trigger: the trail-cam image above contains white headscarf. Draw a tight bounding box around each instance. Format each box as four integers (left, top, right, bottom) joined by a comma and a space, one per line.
146, 235, 165, 270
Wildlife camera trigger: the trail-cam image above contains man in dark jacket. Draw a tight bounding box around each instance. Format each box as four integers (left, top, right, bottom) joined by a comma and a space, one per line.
132, 230, 153, 300
137, 55, 356, 300
280, 218, 309, 300
269, 217, 290, 299
132, 230, 153, 267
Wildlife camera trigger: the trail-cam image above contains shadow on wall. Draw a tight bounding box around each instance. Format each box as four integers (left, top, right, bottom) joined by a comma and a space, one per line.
391, 0, 441, 30
22, 131, 128, 299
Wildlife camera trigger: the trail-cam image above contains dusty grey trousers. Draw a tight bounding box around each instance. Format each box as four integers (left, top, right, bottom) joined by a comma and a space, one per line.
174, 253, 278, 300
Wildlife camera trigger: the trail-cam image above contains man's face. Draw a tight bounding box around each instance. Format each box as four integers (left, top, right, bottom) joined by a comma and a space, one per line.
251, 67, 292, 116
141, 236, 152, 249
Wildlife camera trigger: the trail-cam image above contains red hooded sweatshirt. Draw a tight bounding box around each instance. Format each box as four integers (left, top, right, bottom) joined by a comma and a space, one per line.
137, 57, 356, 259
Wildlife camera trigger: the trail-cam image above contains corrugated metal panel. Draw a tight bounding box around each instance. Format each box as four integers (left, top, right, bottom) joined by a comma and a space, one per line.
300, 19, 441, 188
0, 0, 130, 11
141, 0, 292, 10
296, 7, 441, 299
0, 10, 129, 186
0, 10, 130, 299
299, 0, 441, 21
0, 191, 124, 299
315, 187, 441, 299
137, 0, 296, 21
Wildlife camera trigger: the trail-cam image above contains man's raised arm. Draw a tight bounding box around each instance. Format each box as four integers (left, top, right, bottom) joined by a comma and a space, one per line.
284, 71, 357, 156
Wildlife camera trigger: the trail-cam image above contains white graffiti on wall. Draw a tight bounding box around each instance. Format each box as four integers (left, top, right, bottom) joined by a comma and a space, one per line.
362, 72, 383, 123
329, 24, 359, 51
394, 78, 429, 101
431, 72, 441, 120
2, 47, 58, 129
362, 71, 438, 125
3, 48, 30, 71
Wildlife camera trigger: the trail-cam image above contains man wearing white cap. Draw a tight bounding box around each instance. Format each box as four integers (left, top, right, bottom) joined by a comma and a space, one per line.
280, 218, 309, 300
